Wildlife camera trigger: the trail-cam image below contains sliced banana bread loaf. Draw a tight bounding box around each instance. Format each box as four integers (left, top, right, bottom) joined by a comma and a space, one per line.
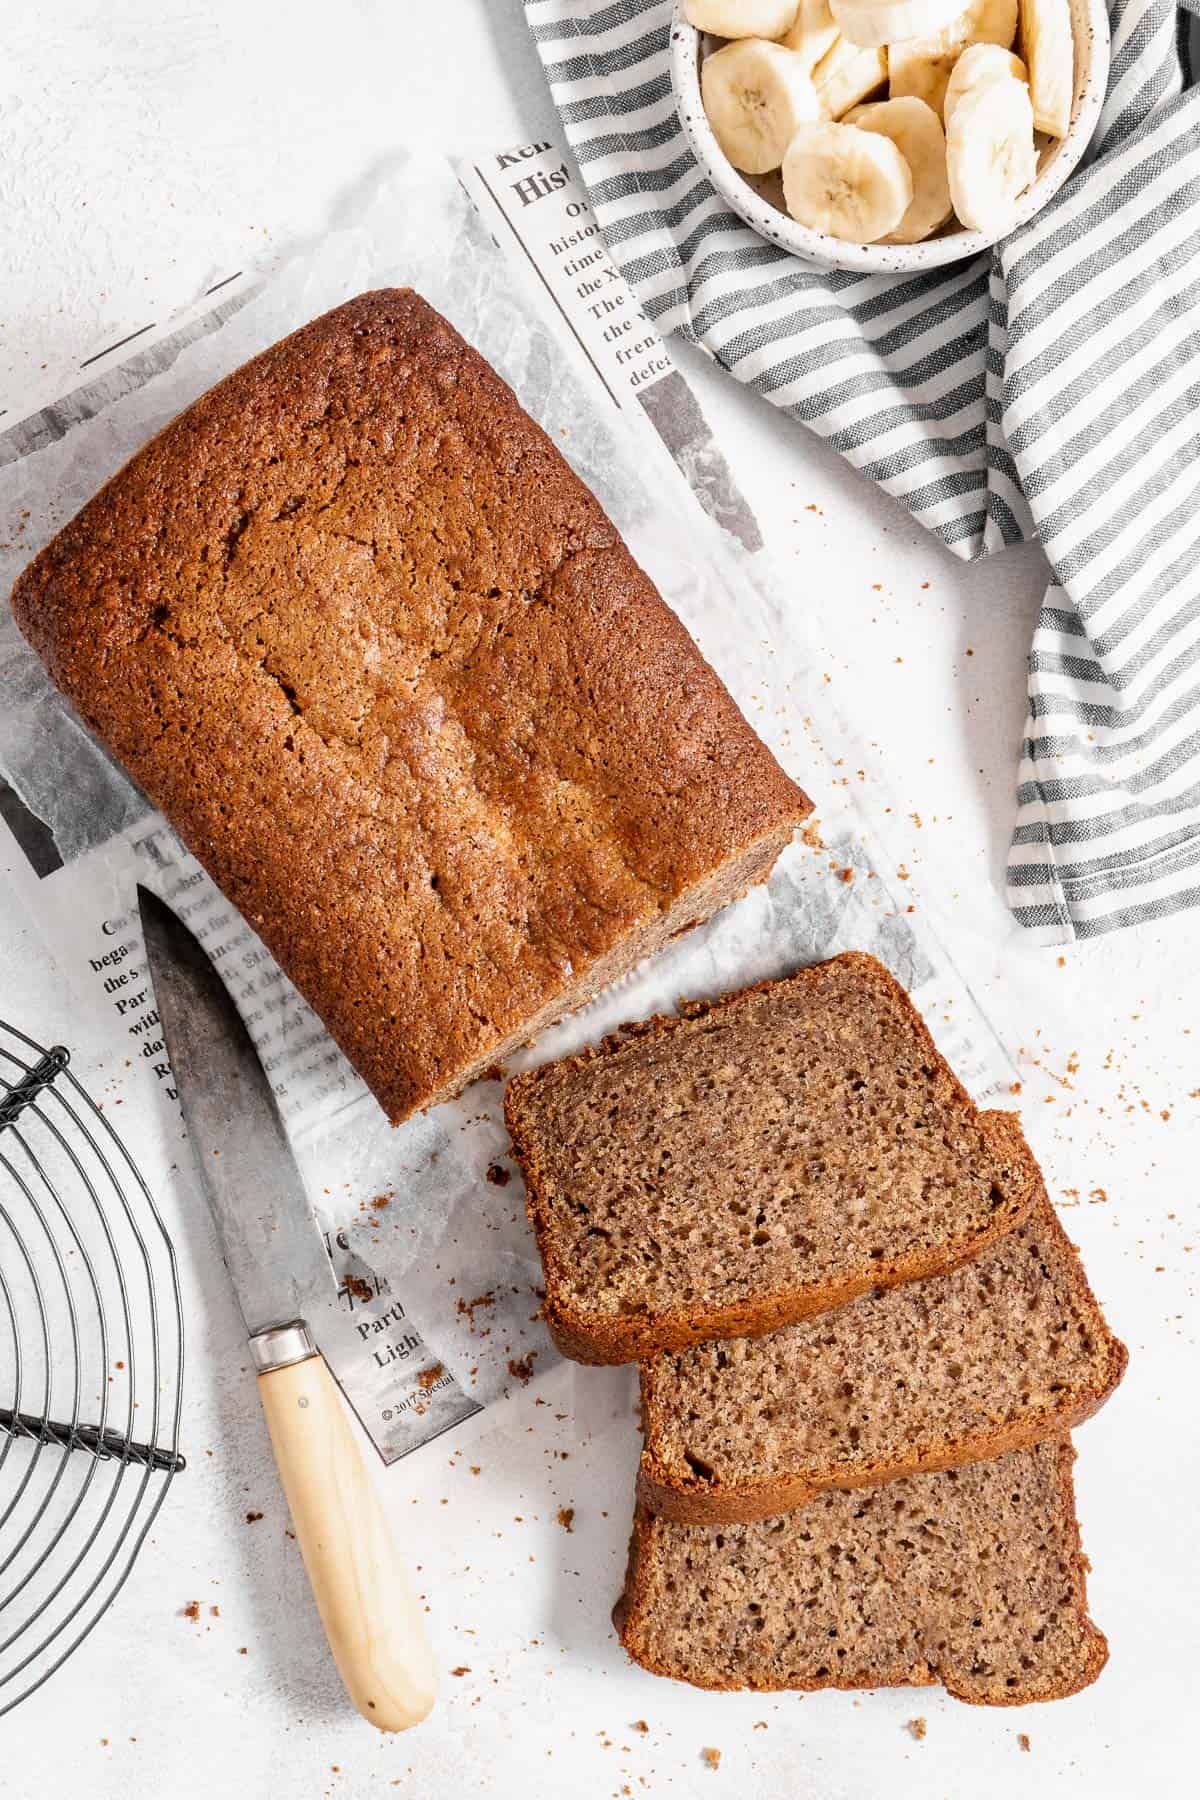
619, 1440, 1107, 1704
639, 1119, 1127, 1521
505, 953, 1039, 1363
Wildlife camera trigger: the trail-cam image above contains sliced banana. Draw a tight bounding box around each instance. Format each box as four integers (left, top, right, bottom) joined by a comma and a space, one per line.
888, 0, 1018, 120
829, 0, 967, 51
845, 97, 953, 242
782, 118, 913, 240
1020, 0, 1074, 138
701, 38, 821, 173
685, 0, 803, 37
780, 0, 840, 70
943, 43, 1027, 127
813, 35, 889, 119
946, 75, 1037, 234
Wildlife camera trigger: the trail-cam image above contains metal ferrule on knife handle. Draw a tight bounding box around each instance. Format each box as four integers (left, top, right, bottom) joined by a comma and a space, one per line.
249, 1320, 318, 1375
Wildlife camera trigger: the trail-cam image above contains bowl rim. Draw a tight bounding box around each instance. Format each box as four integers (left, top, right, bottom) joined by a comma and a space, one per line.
669, 0, 1112, 273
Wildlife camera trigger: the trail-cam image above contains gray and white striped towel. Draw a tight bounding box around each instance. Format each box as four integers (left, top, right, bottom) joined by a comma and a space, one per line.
526, 0, 1200, 941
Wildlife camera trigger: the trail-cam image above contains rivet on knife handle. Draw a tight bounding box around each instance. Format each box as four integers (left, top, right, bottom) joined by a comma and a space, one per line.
253, 1322, 437, 1732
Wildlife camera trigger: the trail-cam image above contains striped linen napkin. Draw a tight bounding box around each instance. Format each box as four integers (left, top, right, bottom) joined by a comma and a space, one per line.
526, 0, 1200, 942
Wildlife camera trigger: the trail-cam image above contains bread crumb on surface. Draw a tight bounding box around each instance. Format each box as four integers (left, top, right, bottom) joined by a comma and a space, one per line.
417, 1363, 445, 1391
485, 1163, 511, 1187
557, 1506, 575, 1533
1018, 1733, 1031, 1752
701, 1747, 721, 1770
906, 1717, 927, 1741
457, 1291, 496, 1329
507, 1352, 537, 1384
632, 1720, 649, 1733
245, 1510, 264, 1524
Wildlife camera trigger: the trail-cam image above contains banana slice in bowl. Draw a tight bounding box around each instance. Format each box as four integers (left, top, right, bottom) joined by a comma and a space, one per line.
781, 119, 914, 240
669, 0, 1109, 270
701, 38, 821, 173
844, 97, 954, 242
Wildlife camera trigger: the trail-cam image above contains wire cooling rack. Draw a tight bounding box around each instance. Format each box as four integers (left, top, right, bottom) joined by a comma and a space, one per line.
0, 1019, 184, 1715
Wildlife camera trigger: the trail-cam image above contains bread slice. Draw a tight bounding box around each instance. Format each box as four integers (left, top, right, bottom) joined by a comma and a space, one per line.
505, 953, 1040, 1364
619, 1439, 1108, 1704
638, 1120, 1127, 1521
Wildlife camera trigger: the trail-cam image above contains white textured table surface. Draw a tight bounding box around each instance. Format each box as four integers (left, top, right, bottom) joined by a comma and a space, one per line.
2, 5, 1196, 1797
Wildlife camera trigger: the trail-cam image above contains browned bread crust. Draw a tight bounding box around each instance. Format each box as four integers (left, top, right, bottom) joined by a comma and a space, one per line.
10, 290, 810, 1123
619, 1440, 1108, 1705
637, 1119, 1127, 1521
505, 954, 1041, 1364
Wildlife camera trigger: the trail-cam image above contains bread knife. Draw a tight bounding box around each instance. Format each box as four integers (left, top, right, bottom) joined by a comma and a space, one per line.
138, 885, 436, 1732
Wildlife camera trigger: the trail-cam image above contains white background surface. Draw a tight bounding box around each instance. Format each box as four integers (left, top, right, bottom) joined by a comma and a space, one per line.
1, 4, 1196, 1796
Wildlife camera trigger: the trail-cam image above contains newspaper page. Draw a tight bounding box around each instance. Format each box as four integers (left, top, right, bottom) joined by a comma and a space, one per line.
0, 147, 1015, 1468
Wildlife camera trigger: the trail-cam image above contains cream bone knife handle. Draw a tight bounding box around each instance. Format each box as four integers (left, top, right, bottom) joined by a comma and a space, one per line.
251, 1322, 437, 1731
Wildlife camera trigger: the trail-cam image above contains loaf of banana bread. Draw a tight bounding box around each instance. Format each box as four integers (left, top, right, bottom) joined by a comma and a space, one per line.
11, 290, 811, 1121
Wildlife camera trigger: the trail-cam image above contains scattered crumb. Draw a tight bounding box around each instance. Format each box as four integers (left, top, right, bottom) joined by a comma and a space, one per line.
754, 1721, 768, 1730
485, 1163, 511, 1187
210, 1604, 220, 1617
1018, 1733, 1031, 1752
181, 1600, 200, 1622
450, 1666, 471, 1677
245, 1510, 263, 1524
417, 1363, 445, 1391
799, 818, 826, 852
457, 1292, 496, 1329
238, 1647, 248, 1655
557, 1507, 575, 1533
371, 1192, 392, 1211
701, 1747, 721, 1770
906, 1717, 927, 1741
345, 1275, 373, 1304
507, 1352, 537, 1384
837, 866, 853, 884
632, 1720, 649, 1734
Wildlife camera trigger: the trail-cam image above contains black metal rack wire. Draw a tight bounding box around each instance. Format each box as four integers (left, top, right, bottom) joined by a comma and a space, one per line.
0, 1019, 184, 1715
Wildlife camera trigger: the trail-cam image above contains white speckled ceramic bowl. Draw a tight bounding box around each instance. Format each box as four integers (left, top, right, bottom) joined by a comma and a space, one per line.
670, 0, 1110, 272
